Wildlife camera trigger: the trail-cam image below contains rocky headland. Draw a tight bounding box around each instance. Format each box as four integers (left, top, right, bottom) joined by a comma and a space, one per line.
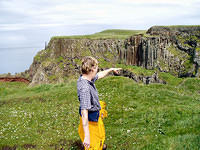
14, 25, 200, 86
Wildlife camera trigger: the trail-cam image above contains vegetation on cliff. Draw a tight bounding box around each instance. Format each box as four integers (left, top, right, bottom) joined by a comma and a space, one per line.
51, 29, 146, 40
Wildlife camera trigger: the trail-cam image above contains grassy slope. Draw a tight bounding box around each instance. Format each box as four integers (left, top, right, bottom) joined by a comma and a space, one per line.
49, 25, 200, 40
51, 29, 146, 40
0, 65, 200, 150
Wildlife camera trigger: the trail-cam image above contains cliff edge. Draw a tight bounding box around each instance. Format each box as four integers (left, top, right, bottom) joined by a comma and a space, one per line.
18, 26, 200, 86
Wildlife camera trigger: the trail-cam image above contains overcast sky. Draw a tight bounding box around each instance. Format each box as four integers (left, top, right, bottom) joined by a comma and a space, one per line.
0, 0, 200, 74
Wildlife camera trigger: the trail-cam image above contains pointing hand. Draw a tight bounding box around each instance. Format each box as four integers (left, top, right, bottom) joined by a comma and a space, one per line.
112, 68, 122, 75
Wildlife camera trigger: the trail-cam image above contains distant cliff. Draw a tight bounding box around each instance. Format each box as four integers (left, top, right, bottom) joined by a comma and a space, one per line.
122, 26, 200, 77
19, 26, 200, 86
125, 26, 200, 77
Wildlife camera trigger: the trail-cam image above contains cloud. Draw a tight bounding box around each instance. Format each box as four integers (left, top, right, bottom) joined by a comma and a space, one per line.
0, 23, 67, 31
119, 0, 199, 6
0, 0, 200, 74
1, 0, 199, 32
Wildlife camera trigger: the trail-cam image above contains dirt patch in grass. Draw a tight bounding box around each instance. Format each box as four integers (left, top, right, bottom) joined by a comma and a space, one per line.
23, 144, 36, 149
0, 97, 32, 106
49, 139, 84, 150
1, 145, 17, 150
1, 144, 36, 150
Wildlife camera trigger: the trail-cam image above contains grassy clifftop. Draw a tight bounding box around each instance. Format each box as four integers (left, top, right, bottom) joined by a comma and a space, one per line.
51, 29, 146, 40
51, 26, 199, 40
1, 67, 200, 149
52, 26, 200, 40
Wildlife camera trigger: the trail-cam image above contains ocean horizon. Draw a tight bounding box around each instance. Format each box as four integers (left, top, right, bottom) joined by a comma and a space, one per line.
0, 46, 43, 75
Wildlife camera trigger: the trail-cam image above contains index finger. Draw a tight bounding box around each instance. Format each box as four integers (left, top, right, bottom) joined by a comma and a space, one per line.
117, 68, 122, 70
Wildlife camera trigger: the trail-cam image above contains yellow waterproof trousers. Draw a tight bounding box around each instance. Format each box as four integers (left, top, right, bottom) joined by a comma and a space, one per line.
78, 101, 108, 150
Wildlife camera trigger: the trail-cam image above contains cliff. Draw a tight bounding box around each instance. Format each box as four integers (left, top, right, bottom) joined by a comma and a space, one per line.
19, 26, 200, 86
122, 26, 200, 77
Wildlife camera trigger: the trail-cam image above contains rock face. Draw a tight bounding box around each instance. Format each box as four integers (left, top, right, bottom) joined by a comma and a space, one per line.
26, 39, 124, 86
20, 26, 200, 85
120, 26, 200, 77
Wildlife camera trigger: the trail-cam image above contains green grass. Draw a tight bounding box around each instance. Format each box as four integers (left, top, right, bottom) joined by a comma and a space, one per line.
196, 47, 200, 52
116, 64, 156, 76
51, 29, 146, 40
0, 69, 200, 149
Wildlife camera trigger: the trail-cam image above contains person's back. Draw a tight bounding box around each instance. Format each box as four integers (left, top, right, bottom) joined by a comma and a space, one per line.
77, 74, 101, 121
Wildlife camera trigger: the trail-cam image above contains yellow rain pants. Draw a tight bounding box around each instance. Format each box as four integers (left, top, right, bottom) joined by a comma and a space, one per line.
78, 101, 108, 150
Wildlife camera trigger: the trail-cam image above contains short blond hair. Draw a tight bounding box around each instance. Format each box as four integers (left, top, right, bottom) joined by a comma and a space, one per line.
81, 56, 98, 74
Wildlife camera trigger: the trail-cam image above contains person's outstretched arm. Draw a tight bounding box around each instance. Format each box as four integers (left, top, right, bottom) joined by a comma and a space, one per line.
97, 68, 122, 79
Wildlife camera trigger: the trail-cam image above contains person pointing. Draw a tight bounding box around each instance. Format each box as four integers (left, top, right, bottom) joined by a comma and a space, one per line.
77, 56, 122, 150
